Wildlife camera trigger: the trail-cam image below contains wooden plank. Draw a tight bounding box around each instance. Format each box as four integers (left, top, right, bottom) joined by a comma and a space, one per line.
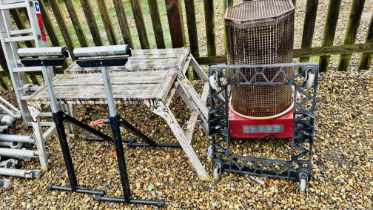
319, 0, 342, 72
112, 0, 133, 47
196, 43, 373, 65
185, 83, 209, 144
337, 0, 366, 71
152, 104, 209, 180
223, 0, 233, 55
39, 1, 59, 47
65, 48, 190, 74
300, 0, 319, 62
165, 0, 185, 48
147, 0, 165, 49
130, 0, 149, 49
358, 14, 373, 70
64, 0, 88, 47
80, 0, 103, 46
204, 0, 216, 56
49, 0, 75, 60
184, 0, 199, 57
96, 0, 117, 45
30, 71, 176, 103
54, 71, 169, 86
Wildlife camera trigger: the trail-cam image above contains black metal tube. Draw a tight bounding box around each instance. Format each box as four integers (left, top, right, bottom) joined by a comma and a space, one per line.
47, 185, 105, 195
128, 141, 181, 148
63, 114, 111, 141
96, 196, 165, 207
110, 115, 131, 202
52, 111, 78, 191
120, 118, 157, 146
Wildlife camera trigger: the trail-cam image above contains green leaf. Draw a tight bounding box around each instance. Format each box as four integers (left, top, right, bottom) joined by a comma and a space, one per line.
147, 184, 155, 192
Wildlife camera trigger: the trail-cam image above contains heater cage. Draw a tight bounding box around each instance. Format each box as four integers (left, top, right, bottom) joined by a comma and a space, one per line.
208, 63, 318, 190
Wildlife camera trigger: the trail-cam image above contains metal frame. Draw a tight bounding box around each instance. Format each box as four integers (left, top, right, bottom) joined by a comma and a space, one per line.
208, 63, 318, 190
24, 47, 166, 206
24, 46, 213, 205
0, 0, 57, 179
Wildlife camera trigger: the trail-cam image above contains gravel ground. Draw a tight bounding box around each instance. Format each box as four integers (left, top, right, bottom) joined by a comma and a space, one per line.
0, 70, 372, 209
1, 0, 373, 209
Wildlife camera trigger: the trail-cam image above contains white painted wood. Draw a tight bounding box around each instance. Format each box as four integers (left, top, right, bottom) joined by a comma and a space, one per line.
153, 103, 209, 180
31, 119, 48, 170
185, 83, 209, 144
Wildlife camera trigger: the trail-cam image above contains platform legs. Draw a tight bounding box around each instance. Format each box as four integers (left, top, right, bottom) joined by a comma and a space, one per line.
153, 104, 209, 180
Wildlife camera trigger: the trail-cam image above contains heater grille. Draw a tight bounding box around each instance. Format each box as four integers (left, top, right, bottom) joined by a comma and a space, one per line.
225, 0, 295, 118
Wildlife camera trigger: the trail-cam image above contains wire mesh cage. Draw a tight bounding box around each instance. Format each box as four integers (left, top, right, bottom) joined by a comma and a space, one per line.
225, 0, 295, 118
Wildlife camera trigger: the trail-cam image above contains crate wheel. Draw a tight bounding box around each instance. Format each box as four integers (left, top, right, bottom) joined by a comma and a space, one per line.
213, 162, 222, 181
304, 69, 316, 89
299, 172, 308, 193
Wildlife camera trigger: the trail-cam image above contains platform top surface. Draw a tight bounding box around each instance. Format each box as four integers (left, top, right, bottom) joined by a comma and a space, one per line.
28, 48, 193, 105
65, 48, 190, 74
28, 69, 177, 105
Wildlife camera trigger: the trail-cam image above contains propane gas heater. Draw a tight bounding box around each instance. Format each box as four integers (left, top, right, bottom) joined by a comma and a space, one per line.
208, 0, 318, 192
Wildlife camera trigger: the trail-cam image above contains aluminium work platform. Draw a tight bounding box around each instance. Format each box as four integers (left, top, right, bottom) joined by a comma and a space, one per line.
28, 48, 210, 180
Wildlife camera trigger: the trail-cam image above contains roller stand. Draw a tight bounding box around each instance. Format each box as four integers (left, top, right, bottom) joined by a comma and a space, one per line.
20, 46, 165, 207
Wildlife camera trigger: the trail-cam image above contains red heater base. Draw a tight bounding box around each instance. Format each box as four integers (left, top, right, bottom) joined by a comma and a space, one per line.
229, 109, 294, 139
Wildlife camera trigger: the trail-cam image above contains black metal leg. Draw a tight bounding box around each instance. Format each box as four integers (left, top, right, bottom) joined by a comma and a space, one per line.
96, 115, 165, 207
48, 111, 105, 196
63, 114, 111, 141
120, 118, 181, 148
52, 111, 78, 190
120, 118, 157, 146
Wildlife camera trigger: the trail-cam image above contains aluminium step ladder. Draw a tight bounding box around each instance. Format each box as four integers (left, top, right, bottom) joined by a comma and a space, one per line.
0, 0, 48, 126
0, 0, 58, 179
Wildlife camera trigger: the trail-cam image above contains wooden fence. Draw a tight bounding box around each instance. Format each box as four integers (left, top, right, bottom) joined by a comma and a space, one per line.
0, 0, 372, 89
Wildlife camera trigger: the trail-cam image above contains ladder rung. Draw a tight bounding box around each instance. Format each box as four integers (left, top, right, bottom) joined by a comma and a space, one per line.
13, 66, 42, 73
0, 2, 27, 10
9, 29, 33, 36
1, 0, 26, 4
3, 35, 34, 42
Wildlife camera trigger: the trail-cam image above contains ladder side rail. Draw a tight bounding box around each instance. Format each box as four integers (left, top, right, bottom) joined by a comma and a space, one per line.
26, 0, 47, 48
0, 9, 31, 124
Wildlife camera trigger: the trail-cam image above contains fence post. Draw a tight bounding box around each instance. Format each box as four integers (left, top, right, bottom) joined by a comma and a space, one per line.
39, 1, 60, 47
184, 0, 199, 56
165, 0, 185, 48
319, 0, 342, 72
97, 0, 117, 45
65, 0, 88, 47
358, 14, 373, 70
204, 0, 216, 56
113, 0, 133, 47
130, 0, 150, 49
300, 0, 319, 62
337, 0, 366, 71
148, 0, 166, 49
49, 0, 75, 60
80, 0, 103, 46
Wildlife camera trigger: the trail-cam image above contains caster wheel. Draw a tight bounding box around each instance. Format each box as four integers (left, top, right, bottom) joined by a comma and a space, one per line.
213, 162, 222, 181
299, 172, 308, 193
304, 69, 316, 89
209, 73, 220, 91
207, 145, 213, 159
